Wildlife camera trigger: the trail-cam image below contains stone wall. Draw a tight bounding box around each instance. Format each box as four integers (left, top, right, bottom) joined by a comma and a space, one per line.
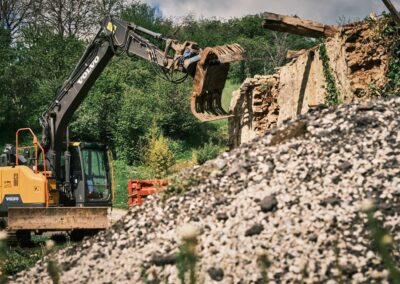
229, 21, 389, 148
228, 75, 279, 148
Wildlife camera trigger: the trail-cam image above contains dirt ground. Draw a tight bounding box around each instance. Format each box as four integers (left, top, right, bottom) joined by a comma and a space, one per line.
109, 208, 128, 224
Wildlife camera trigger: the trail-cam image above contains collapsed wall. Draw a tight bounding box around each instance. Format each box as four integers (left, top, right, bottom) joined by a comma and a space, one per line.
229, 16, 390, 148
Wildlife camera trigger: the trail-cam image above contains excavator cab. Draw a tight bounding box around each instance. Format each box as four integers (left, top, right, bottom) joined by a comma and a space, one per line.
68, 142, 112, 207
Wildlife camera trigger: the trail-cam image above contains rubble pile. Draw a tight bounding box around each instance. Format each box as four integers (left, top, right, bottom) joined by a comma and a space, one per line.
13, 97, 400, 283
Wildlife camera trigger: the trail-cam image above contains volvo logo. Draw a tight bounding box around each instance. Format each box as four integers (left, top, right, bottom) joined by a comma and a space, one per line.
5, 196, 19, 202
77, 56, 100, 85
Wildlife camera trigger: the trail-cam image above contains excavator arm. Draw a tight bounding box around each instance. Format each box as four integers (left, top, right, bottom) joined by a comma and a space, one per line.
40, 15, 245, 182
41, 16, 180, 151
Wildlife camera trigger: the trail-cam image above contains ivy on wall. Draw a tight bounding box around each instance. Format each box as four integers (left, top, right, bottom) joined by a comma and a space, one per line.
382, 18, 400, 96
319, 42, 341, 106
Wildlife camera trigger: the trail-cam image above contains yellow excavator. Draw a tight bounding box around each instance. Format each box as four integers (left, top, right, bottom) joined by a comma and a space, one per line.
0, 16, 245, 241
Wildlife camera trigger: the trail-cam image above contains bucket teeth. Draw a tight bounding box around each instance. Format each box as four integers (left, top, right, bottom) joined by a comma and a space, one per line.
191, 44, 246, 122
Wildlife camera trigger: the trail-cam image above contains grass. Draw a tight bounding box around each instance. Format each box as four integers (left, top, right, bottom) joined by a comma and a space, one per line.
1, 234, 70, 277
113, 160, 133, 209
221, 80, 241, 111
112, 136, 228, 209
0, 80, 240, 210
210, 80, 241, 131
3, 246, 44, 275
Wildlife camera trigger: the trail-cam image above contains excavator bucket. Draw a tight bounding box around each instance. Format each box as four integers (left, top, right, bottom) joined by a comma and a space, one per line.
191, 44, 246, 121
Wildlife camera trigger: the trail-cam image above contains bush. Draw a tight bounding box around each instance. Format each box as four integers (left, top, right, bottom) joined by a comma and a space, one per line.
193, 142, 221, 165
147, 134, 175, 178
3, 248, 42, 275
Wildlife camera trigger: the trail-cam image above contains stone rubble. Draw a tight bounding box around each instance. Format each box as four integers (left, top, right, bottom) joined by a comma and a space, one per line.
12, 97, 400, 283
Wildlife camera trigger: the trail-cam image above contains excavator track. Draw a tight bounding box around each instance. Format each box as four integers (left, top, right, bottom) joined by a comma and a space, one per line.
192, 44, 246, 121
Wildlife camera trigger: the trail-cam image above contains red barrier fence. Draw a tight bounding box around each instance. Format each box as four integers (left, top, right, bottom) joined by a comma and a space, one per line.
127, 179, 168, 207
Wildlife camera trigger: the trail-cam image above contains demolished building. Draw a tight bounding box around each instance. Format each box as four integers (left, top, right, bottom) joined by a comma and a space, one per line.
229, 12, 397, 148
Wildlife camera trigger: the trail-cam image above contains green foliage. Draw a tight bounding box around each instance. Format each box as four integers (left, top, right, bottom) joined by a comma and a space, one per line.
112, 160, 131, 209
0, 25, 85, 144
381, 19, 400, 97
257, 254, 271, 283
363, 15, 400, 98
70, 56, 130, 144
221, 80, 241, 111
47, 259, 60, 284
147, 131, 175, 178
0, 1, 315, 211
177, 237, 198, 284
121, 2, 173, 36
387, 50, 400, 93
0, 28, 12, 141
0, 0, 313, 153
173, 14, 313, 81
161, 176, 200, 201
319, 42, 341, 105
0, 234, 72, 277
364, 203, 400, 283
193, 141, 221, 165
2, 247, 43, 275
0, 237, 6, 283
70, 52, 214, 165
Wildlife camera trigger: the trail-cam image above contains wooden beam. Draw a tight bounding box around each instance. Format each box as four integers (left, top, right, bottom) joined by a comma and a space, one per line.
263, 12, 339, 38
287, 49, 307, 59
382, 0, 400, 26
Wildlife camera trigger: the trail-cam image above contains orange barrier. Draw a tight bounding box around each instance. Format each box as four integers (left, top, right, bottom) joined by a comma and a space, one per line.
127, 179, 168, 207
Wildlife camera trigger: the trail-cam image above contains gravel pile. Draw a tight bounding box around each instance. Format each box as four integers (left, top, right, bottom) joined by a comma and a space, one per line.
13, 97, 400, 283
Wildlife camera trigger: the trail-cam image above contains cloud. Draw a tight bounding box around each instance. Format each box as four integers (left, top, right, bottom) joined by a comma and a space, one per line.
143, 0, 399, 24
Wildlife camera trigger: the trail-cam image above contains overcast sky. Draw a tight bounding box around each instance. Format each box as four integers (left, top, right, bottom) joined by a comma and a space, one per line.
143, 0, 400, 24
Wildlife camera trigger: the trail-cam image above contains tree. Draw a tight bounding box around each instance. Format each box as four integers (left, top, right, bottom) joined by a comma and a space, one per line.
0, 27, 12, 135
0, 0, 33, 40
94, 0, 126, 20
120, 0, 174, 37
27, 0, 124, 38
29, 0, 97, 38
146, 122, 175, 178
0, 23, 85, 145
